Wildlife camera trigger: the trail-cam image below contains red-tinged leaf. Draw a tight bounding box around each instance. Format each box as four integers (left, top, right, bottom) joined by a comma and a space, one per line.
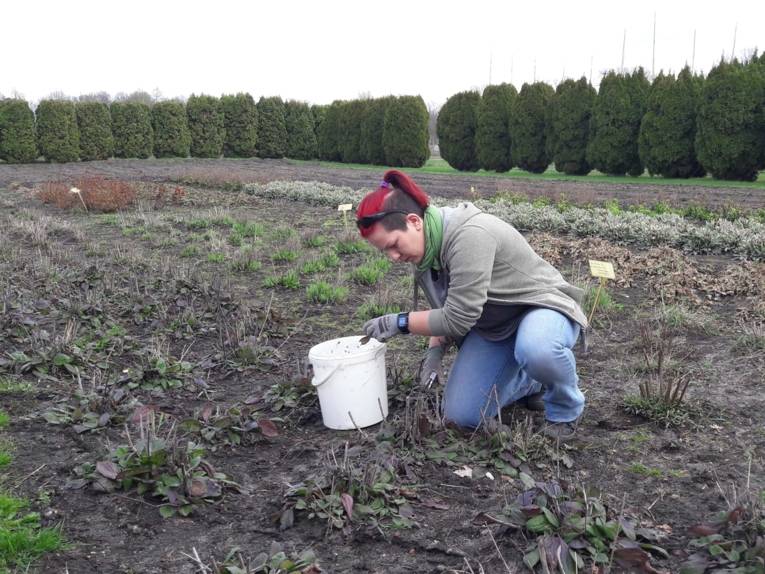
243, 394, 260, 405
257, 418, 279, 437
613, 541, 660, 573
341, 492, 354, 519
96, 460, 120, 480
688, 524, 719, 537
200, 402, 214, 423
726, 506, 745, 525
420, 498, 450, 511
130, 404, 158, 424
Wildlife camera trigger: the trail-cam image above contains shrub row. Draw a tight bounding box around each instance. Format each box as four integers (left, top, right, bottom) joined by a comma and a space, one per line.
316, 96, 429, 167
1, 92, 430, 167
242, 180, 765, 260
437, 55, 765, 181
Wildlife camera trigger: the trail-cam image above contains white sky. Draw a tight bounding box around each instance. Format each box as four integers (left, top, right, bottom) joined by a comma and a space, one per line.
2, 0, 763, 108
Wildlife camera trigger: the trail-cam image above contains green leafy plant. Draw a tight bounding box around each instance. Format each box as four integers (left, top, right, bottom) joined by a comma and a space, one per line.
498, 480, 667, 572
188, 543, 321, 574
282, 450, 416, 533
179, 403, 279, 451
302, 234, 328, 248
681, 496, 765, 573
72, 412, 237, 517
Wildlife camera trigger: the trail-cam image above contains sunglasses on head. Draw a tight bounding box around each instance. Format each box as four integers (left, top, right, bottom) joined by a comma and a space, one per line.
356, 210, 410, 229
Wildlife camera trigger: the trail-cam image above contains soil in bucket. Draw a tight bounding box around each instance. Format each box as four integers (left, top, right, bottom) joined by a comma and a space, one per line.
308, 336, 388, 430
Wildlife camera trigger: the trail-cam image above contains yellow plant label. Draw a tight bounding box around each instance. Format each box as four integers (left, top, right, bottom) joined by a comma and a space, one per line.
337, 203, 352, 212
589, 260, 615, 279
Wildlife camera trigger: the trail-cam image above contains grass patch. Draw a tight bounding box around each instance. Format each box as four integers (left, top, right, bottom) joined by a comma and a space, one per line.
623, 395, 700, 428
263, 270, 300, 290
206, 252, 226, 263
271, 249, 298, 263
307, 281, 348, 303
180, 245, 199, 258
286, 156, 765, 188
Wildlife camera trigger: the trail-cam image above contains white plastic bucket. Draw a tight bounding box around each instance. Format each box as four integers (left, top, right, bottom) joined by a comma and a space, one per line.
308, 336, 388, 430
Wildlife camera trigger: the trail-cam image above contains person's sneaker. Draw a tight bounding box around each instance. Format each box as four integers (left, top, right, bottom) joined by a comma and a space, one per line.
542, 420, 577, 440
517, 392, 545, 412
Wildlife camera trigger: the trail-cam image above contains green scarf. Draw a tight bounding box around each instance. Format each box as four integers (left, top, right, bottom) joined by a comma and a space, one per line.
417, 206, 443, 272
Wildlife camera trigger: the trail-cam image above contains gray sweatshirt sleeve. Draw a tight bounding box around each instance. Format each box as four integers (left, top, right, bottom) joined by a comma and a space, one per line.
427, 224, 496, 338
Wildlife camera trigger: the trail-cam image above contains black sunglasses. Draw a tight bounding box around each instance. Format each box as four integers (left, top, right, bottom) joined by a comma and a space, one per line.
356, 210, 410, 229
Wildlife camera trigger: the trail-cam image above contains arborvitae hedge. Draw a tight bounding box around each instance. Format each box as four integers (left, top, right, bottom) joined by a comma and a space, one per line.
152, 100, 191, 158
476, 84, 517, 172
695, 59, 765, 181
256, 96, 287, 159
638, 68, 705, 178
220, 93, 257, 157
587, 69, 650, 176
284, 100, 317, 160
361, 96, 392, 166
510, 82, 554, 173
383, 96, 430, 168
311, 105, 327, 143
547, 77, 595, 175
317, 101, 343, 161
339, 99, 367, 164
111, 101, 153, 159
0, 99, 37, 163
437, 91, 481, 171
36, 99, 79, 163
76, 101, 113, 161
187, 95, 225, 158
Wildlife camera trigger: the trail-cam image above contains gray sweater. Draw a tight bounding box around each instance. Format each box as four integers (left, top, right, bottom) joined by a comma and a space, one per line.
415, 202, 588, 339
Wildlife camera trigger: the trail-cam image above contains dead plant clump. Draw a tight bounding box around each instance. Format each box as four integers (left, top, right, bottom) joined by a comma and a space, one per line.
37, 177, 137, 212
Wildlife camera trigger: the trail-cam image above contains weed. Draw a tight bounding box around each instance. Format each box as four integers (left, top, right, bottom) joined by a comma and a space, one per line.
263, 270, 300, 290
349, 264, 384, 285
269, 227, 296, 242
230, 258, 263, 273
272, 249, 298, 263
303, 233, 328, 248
732, 322, 765, 354
180, 245, 199, 258
357, 287, 402, 320
300, 259, 327, 275
0, 494, 64, 571
627, 462, 663, 477
0, 412, 7, 429
207, 252, 226, 263
179, 404, 280, 450
306, 281, 348, 303
319, 252, 340, 268
335, 238, 370, 255
187, 218, 211, 230
233, 221, 264, 238
228, 233, 243, 247
185, 543, 320, 573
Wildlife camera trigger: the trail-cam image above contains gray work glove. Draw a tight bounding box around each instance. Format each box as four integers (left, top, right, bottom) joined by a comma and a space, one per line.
362, 313, 402, 342
418, 345, 445, 387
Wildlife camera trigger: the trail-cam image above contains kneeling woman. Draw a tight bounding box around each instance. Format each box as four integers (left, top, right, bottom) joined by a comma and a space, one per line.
357, 170, 588, 439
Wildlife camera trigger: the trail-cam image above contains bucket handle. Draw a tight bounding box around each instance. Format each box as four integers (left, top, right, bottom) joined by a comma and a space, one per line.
311, 363, 341, 388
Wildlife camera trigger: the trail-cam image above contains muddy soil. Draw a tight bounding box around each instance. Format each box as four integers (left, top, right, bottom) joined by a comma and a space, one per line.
1, 157, 764, 210
0, 181, 764, 573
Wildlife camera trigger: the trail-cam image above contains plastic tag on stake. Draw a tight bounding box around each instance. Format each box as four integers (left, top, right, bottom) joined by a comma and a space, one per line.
588, 260, 615, 279
337, 203, 352, 232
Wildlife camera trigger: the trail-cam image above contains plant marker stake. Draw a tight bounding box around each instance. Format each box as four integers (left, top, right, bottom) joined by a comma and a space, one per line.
337, 203, 352, 233
587, 260, 615, 324
70, 186, 88, 212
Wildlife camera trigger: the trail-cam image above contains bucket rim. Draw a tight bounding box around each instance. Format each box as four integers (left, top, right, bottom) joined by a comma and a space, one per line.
308, 336, 386, 362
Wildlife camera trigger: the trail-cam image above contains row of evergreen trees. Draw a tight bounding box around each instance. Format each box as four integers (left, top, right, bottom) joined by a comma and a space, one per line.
438, 56, 765, 181
0, 94, 430, 168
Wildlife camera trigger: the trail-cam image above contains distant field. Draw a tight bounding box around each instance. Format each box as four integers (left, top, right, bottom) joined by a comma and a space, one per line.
292, 156, 765, 188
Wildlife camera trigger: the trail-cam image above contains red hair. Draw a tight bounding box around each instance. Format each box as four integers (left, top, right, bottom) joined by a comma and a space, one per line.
356, 170, 430, 238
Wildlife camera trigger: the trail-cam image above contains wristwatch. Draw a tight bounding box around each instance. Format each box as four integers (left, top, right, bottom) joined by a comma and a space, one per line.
397, 312, 410, 334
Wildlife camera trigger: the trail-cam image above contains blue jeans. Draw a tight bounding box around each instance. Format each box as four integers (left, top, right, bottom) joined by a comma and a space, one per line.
443, 308, 583, 428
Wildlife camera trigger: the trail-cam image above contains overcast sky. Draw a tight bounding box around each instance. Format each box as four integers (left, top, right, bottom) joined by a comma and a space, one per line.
3, 0, 763, 108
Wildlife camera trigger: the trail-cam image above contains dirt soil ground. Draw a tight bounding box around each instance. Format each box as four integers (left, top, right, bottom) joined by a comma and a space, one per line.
1, 157, 765, 211
0, 169, 764, 573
